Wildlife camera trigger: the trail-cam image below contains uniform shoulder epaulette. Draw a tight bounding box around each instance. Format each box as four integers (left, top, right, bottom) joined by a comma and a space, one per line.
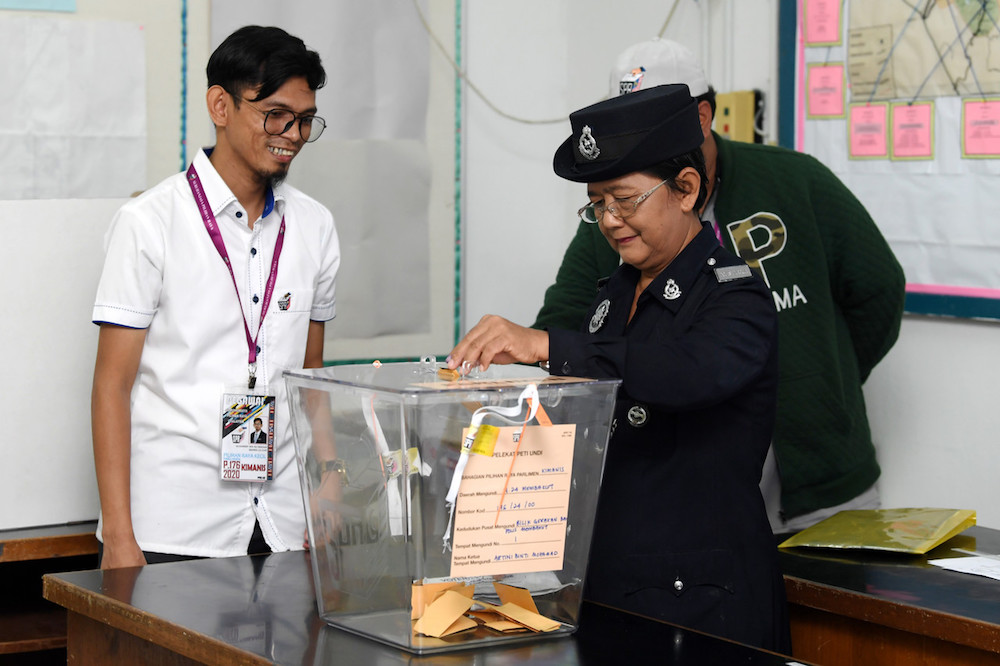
713, 264, 754, 283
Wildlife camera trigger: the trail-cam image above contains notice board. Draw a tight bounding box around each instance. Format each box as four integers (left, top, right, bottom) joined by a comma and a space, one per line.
796, 0, 1000, 319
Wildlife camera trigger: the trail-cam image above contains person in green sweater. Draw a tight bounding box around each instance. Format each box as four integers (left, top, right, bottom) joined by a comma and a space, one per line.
533, 38, 906, 535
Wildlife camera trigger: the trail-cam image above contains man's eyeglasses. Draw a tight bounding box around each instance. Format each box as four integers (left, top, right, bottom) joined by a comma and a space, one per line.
239, 98, 326, 143
577, 179, 669, 224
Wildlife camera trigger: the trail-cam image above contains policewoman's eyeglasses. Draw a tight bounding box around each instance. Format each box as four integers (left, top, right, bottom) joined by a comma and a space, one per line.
577, 179, 668, 224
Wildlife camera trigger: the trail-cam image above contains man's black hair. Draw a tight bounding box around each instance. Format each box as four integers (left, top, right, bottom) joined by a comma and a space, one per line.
207, 25, 326, 103
697, 86, 717, 119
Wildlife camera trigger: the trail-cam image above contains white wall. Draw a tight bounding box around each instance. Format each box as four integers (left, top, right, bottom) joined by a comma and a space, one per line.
865, 316, 1000, 529
463, 1, 1000, 529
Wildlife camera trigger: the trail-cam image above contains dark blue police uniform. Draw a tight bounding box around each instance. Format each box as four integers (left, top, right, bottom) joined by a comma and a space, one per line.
548, 224, 790, 653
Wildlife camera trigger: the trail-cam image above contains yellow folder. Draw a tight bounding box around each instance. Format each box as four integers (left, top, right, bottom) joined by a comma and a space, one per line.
778, 508, 976, 554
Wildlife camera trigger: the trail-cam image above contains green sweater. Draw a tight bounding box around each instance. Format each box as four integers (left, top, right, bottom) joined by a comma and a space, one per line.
534, 133, 905, 518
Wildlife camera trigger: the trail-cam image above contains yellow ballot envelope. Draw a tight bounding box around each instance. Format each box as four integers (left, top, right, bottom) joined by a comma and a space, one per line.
778, 508, 976, 554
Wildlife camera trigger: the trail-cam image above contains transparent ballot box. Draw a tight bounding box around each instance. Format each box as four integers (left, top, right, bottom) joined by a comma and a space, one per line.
284, 361, 620, 654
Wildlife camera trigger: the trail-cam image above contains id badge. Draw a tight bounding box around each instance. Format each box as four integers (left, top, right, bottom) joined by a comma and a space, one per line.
220, 392, 276, 482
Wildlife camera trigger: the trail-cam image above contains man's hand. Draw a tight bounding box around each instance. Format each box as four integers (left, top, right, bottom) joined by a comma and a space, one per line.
305, 469, 344, 550
100, 534, 147, 569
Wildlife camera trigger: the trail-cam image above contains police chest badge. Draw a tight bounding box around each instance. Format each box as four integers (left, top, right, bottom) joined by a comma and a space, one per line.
662, 279, 682, 300
589, 299, 611, 333
579, 125, 600, 161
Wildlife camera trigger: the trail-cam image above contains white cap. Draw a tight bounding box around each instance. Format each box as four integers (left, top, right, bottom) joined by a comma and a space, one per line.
610, 37, 710, 98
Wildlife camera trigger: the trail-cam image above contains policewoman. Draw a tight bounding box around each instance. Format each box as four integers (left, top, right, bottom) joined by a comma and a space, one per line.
447, 84, 789, 653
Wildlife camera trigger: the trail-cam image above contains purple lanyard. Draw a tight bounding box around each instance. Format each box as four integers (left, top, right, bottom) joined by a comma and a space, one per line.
187, 163, 285, 389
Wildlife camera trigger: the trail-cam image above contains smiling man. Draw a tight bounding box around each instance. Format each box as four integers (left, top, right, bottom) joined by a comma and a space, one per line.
91, 26, 340, 568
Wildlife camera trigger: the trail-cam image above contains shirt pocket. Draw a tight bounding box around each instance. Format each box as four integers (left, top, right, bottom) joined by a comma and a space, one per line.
263, 287, 314, 370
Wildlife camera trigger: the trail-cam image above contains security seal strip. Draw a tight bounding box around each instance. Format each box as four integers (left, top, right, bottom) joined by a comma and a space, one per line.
362, 395, 432, 537
441, 383, 540, 552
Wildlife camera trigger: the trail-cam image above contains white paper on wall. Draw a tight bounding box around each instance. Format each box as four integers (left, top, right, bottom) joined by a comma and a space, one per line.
0, 16, 146, 199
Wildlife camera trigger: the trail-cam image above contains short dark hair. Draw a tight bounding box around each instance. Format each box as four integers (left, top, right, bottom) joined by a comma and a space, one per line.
253, 417, 263, 425
642, 148, 709, 213
207, 26, 326, 102
698, 86, 717, 119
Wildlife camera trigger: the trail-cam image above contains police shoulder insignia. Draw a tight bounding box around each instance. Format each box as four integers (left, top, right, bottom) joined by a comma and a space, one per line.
714, 265, 753, 283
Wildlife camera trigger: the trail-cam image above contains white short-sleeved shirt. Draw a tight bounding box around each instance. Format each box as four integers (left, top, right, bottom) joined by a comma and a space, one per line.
93, 149, 340, 557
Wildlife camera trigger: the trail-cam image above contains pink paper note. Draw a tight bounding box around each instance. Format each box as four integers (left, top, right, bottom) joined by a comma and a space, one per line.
963, 99, 1000, 157
808, 64, 845, 117
804, 0, 841, 45
850, 103, 888, 158
892, 103, 933, 159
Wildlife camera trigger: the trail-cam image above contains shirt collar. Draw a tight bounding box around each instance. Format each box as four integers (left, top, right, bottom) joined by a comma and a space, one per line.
647, 225, 720, 311
610, 225, 720, 314
262, 187, 276, 218
193, 148, 285, 221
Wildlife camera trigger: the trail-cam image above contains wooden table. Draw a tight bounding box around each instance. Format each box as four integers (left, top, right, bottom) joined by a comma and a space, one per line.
0, 521, 98, 659
43, 549, 799, 665
781, 525, 1000, 665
